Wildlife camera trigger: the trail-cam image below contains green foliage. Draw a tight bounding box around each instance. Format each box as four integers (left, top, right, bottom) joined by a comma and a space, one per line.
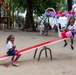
11, 0, 26, 13
11, 0, 66, 15
33, 0, 67, 16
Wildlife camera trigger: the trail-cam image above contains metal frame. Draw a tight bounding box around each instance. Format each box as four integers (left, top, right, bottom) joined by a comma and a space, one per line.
33, 46, 52, 61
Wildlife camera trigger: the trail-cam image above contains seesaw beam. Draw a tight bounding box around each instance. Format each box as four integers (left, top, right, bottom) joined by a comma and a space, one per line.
0, 37, 67, 61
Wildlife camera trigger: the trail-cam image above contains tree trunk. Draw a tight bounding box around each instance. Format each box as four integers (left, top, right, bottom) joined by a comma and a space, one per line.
22, 0, 36, 31
67, 0, 72, 11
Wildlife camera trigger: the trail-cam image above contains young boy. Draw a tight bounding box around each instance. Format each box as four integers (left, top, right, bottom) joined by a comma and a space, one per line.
64, 17, 76, 50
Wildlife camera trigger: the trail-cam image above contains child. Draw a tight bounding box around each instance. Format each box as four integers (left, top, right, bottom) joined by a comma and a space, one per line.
6, 35, 21, 66
64, 17, 76, 50
18, 19, 22, 29
35, 21, 39, 30
43, 23, 52, 36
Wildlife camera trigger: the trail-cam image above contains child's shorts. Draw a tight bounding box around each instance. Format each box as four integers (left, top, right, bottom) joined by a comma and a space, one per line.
71, 32, 75, 38
45, 27, 51, 30
7, 50, 20, 56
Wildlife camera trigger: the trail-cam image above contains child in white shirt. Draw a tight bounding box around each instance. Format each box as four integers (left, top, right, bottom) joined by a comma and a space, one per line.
64, 17, 76, 50
6, 35, 21, 66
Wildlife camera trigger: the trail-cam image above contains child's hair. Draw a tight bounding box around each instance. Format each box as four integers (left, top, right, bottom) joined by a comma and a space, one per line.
70, 17, 75, 24
67, 17, 75, 27
6, 35, 14, 44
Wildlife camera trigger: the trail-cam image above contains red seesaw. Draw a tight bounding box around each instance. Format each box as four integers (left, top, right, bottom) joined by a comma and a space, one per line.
0, 37, 67, 61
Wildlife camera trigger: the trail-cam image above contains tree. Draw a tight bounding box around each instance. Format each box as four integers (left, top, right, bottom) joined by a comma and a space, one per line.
12, 0, 66, 31
67, 0, 72, 11
22, 0, 36, 31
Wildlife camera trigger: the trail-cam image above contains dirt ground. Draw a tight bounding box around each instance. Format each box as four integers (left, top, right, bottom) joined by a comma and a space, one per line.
0, 30, 76, 75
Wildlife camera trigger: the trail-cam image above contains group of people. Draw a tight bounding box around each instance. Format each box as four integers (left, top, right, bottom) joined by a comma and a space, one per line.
35, 20, 52, 35
0, 18, 23, 30
10, 18, 23, 29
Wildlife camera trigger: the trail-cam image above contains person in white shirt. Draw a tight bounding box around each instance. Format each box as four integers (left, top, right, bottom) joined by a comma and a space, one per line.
64, 17, 76, 50
6, 35, 21, 66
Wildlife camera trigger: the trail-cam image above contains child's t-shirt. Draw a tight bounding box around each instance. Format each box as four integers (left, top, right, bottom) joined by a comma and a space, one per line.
68, 25, 76, 32
7, 41, 13, 51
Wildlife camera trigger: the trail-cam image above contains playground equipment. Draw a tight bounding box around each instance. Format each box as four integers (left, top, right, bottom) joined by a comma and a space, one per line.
44, 8, 61, 37
44, 7, 76, 36
0, 37, 67, 61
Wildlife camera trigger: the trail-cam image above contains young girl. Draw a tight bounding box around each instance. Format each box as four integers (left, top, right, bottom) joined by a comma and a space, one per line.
64, 17, 76, 50
6, 35, 21, 66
